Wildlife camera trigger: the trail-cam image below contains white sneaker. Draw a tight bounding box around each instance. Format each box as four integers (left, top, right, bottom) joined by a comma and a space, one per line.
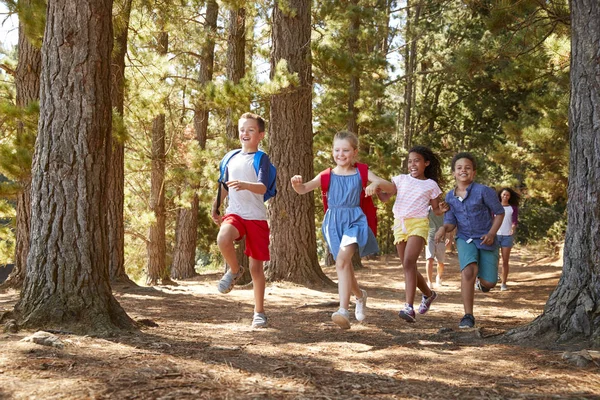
355, 289, 367, 322
331, 308, 351, 329
501, 283, 508, 291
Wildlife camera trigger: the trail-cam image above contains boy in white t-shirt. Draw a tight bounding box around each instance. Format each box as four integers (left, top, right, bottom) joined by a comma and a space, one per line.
211, 112, 271, 328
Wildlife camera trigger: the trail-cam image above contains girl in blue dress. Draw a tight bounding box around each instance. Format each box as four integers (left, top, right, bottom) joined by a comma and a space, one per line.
291, 131, 388, 329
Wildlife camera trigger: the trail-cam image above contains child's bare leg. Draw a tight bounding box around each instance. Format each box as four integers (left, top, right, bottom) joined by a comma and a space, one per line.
426, 258, 435, 286
437, 262, 445, 281
216, 224, 241, 273
335, 244, 358, 310
249, 257, 265, 313
398, 236, 428, 305
461, 262, 478, 315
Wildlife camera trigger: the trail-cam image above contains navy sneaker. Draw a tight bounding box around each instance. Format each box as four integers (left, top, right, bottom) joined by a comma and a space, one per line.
459, 314, 475, 329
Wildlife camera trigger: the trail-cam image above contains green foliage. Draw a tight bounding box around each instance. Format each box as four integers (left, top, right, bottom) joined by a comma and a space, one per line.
0, 198, 15, 265
517, 198, 565, 245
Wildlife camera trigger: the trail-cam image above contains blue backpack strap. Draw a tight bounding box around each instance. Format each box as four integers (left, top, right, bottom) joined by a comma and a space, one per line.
219, 149, 242, 183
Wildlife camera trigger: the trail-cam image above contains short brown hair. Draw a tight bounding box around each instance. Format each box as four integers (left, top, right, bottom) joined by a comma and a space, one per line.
240, 112, 266, 133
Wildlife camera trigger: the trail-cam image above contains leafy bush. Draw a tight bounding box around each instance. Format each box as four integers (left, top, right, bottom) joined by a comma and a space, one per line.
517, 198, 565, 245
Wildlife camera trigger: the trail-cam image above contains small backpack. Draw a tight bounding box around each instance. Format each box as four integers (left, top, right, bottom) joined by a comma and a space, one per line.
217, 149, 277, 202
320, 163, 378, 237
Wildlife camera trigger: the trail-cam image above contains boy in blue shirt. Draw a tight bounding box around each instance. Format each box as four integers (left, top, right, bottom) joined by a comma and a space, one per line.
435, 152, 505, 329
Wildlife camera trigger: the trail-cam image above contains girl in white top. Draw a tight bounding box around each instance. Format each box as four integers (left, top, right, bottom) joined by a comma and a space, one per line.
496, 187, 520, 291
366, 146, 446, 323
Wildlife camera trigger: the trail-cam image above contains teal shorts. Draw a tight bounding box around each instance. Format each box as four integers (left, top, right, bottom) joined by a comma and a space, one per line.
456, 238, 499, 283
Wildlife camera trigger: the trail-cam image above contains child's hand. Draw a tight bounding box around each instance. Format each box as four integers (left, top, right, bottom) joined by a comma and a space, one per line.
439, 201, 450, 213
226, 180, 245, 191
290, 175, 304, 188
365, 182, 379, 197
434, 227, 446, 243
480, 232, 496, 246
211, 207, 222, 225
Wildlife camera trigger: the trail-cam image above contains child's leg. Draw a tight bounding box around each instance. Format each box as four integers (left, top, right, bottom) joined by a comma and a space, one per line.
216, 224, 242, 273
249, 257, 265, 314
397, 236, 431, 306
461, 262, 478, 315
335, 243, 359, 310
437, 261, 445, 282
501, 246, 511, 284
426, 258, 435, 286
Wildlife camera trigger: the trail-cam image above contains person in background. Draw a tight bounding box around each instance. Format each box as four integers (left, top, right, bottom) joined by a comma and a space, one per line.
496, 187, 520, 291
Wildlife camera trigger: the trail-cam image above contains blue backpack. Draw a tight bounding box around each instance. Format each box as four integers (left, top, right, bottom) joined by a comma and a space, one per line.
218, 149, 277, 202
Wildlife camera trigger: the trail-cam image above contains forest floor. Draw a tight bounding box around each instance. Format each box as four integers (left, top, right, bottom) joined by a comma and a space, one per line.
1, 246, 599, 399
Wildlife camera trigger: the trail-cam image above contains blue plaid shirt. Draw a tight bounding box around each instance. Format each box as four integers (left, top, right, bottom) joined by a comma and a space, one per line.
444, 182, 505, 251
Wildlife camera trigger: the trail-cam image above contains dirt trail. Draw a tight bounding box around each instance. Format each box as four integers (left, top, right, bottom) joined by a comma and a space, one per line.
1, 247, 599, 399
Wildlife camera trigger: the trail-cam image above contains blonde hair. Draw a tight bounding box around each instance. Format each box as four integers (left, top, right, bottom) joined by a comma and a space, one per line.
333, 130, 359, 150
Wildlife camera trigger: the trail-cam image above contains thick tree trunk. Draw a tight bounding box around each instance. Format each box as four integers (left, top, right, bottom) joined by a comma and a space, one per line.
268, 0, 332, 287
225, 6, 246, 142
146, 112, 169, 285
347, 0, 360, 136
108, 0, 133, 284
171, 1, 218, 280
14, 0, 134, 335
2, 2, 41, 290
171, 194, 199, 279
507, 0, 600, 346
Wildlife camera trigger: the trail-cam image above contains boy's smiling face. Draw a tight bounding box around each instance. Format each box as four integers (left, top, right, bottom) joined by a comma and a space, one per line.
238, 117, 264, 152
453, 157, 476, 185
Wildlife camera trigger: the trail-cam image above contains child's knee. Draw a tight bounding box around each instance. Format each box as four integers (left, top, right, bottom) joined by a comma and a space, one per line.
249, 261, 265, 276
461, 263, 477, 280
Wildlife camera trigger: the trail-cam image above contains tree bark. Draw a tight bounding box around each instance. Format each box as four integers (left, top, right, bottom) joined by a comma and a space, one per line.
268, 0, 332, 287
2, 0, 42, 290
507, 0, 600, 345
108, 0, 134, 284
225, 6, 246, 142
171, 1, 218, 280
347, 0, 360, 136
14, 0, 134, 335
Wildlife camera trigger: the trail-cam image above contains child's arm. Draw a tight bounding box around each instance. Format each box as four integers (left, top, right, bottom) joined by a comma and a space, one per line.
211, 185, 229, 225
435, 223, 455, 243
291, 173, 321, 195
430, 197, 449, 216
225, 180, 266, 195
365, 171, 396, 198
481, 214, 504, 245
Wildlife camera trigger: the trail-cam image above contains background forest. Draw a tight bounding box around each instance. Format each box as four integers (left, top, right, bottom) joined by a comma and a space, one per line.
0, 0, 570, 283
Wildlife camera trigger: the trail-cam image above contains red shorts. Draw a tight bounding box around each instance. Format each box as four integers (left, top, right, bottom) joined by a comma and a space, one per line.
222, 214, 270, 261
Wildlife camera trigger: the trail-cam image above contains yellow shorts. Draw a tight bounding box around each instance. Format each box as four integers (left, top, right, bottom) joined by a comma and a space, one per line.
393, 217, 429, 244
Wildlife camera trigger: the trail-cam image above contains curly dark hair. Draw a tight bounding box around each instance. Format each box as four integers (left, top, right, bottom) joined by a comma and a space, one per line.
408, 145, 443, 185
498, 187, 520, 207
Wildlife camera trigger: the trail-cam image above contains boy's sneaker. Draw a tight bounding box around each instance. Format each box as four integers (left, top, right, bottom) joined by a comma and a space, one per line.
217, 267, 245, 294
252, 312, 268, 328
475, 278, 491, 293
355, 289, 368, 322
398, 304, 416, 323
500, 283, 508, 291
418, 290, 437, 315
332, 308, 351, 329
459, 313, 475, 329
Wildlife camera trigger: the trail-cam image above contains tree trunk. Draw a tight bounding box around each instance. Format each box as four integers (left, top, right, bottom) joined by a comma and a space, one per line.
507, 0, 600, 345
171, 0, 218, 280
146, 111, 170, 285
268, 0, 332, 287
14, 0, 134, 335
108, 0, 134, 284
2, 0, 42, 290
347, 0, 360, 136
225, 6, 246, 142
171, 194, 199, 279
222, 5, 252, 286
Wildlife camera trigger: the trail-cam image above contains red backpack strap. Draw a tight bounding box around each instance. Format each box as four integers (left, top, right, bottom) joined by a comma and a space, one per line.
320, 168, 331, 212
355, 163, 368, 188
355, 163, 378, 237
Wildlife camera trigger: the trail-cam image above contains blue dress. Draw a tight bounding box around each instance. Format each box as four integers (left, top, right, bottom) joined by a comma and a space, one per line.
322, 172, 379, 260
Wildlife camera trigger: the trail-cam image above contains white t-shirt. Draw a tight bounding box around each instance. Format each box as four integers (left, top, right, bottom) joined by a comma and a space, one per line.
391, 174, 442, 219
497, 205, 514, 235
224, 152, 268, 221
